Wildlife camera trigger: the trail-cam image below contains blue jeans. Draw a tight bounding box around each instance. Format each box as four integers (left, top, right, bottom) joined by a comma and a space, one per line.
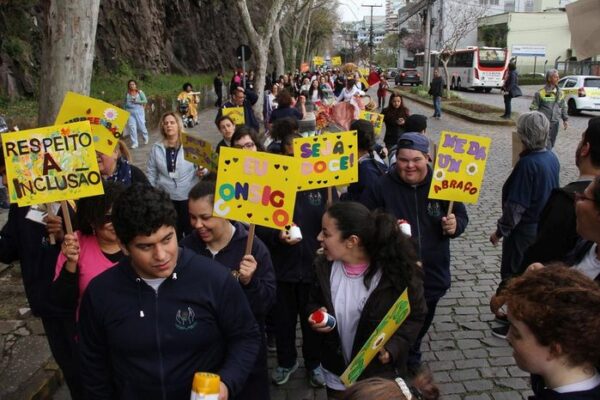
126, 106, 149, 147
433, 96, 441, 117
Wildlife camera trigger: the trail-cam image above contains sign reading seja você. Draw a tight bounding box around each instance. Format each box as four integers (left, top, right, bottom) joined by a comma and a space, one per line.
2, 121, 104, 206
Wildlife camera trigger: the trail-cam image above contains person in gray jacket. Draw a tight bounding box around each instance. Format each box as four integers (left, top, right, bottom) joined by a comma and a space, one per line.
530, 69, 568, 149
146, 112, 201, 239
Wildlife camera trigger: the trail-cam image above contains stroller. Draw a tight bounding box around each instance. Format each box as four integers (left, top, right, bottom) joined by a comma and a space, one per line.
177, 99, 194, 128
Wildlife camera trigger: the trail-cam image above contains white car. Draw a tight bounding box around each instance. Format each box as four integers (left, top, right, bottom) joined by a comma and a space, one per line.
558, 75, 600, 115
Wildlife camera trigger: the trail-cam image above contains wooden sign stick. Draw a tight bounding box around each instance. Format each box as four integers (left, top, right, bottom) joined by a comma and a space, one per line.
244, 223, 256, 255
327, 187, 333, 207
447, 201, 454, 216
45, 203, 56, 245
60, 200, 74, 235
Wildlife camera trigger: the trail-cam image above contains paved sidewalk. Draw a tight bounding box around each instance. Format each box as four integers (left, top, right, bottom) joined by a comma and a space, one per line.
1, 89, 583, 399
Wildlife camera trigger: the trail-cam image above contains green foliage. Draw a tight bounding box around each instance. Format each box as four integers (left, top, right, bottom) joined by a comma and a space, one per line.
478, 24, 507, 48
518, 76, 545, 86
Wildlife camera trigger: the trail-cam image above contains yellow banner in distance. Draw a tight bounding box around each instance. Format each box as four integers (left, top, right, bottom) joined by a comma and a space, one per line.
222, 107, 245, 126
428, 131, 491, 204
55, 91, 129, 156
358, 67, 370, 77
181, 132, 218, 172
331, 56, 342, 66
358, 110, 384, 137
313, 56, 324, 66
292, 131, 358, 191
214, 147, 299, 230
2, 121, 104, 206
341, 289, 411, 386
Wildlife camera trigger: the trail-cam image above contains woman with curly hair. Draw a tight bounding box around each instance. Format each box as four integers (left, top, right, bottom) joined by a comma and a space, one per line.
504, 266, 600, 399
308, 202, 427, 398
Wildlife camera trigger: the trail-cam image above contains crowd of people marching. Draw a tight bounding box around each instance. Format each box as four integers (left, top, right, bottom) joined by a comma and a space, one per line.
0, 67, 599, 400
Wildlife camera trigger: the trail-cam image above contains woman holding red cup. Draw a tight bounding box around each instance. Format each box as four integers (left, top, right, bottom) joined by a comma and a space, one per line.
308, 202, 427, 398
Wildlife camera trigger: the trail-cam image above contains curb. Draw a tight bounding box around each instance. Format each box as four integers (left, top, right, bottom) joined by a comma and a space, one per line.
397, 89, 517, 126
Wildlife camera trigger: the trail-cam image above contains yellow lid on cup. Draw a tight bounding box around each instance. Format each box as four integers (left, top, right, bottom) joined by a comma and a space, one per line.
191, 372, 220, 394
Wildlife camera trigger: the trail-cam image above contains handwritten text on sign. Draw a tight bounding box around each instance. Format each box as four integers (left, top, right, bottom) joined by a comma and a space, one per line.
292, 131, 358, 191
181, 132, 218, 172
214, 147, 299, 230
358, 110, 384, 137
2, 121, 104, 206
428, 131, 491, 204
55, 92, 129, 156
222, 107, 245, 126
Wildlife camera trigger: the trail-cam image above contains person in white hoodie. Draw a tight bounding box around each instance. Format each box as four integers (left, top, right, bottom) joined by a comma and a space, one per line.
146, 112, 201, 239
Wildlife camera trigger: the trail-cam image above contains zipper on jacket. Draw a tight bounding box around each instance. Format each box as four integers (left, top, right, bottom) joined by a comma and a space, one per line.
413, 188, 422, 259
154, 290, 167, 400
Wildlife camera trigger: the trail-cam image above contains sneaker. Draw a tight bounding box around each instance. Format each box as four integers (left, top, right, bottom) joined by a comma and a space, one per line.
491, 324, 510, 340
308, 365, 326, 388
271, 361, 298, 385
131, 144, 139, 149
144, 137, 149, 145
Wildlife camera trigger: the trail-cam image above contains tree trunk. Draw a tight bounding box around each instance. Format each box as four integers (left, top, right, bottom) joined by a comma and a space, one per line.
235, 0, 287, 128
300, 0, 314, 66
38, 0, 101, 126
272, 20, 285, 77
442, 58, 451, 99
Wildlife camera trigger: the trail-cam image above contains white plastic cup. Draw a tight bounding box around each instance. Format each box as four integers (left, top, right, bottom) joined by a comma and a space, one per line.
289, 225, 303, 241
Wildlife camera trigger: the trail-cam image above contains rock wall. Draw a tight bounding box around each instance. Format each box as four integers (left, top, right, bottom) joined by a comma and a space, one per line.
0, 0, 249, 99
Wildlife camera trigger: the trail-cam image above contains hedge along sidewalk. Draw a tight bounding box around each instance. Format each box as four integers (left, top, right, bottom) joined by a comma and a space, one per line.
396, 88, 517, 126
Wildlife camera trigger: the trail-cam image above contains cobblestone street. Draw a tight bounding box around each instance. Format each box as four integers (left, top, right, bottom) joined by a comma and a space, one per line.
0, 86, 590, 399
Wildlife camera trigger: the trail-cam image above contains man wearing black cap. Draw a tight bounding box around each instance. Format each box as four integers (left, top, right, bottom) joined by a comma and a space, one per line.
360, 133, 469, 372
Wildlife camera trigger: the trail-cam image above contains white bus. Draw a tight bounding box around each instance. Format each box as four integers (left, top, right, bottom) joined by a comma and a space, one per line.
415, 47, 509, 92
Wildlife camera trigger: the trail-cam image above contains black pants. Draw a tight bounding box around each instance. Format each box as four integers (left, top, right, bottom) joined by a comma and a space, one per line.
171, 199, 192, 240
274, 281, 321, 370
503, 94, 512, 116
408, 296, 439, 368
42, 316, 83, 400
235, 326, 270, 400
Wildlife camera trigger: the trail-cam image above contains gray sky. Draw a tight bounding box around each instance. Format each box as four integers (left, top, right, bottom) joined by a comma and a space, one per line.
338, 0, 385, 22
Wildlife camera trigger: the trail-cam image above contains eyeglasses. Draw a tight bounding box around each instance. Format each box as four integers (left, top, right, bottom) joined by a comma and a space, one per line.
574, 192, 595, 203
234, 142, 256, 150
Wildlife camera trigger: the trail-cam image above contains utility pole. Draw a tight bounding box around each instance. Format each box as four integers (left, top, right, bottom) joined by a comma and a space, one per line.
362, 3, 383, 66
423, 0, 432, 89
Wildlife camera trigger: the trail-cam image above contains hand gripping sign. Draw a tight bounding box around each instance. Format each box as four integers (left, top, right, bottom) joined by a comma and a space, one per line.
55, 91, 129, 156
292, 131, 358, 191
428, 131, 492, 204
340, 288, 411, 386
213, 147, 300, 230
2, 121, 104, 207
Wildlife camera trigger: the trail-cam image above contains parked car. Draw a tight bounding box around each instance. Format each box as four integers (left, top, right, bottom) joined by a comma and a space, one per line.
385, 68, 398, 80
558, 75, 600, 115
395, 68, 422, 86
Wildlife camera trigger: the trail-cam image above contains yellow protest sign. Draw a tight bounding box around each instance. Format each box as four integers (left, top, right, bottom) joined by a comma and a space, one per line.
292, 131, 358, 191
313, 56, 324, 66
428, 131, 491, 204
214, 147, 299, 230
358, 110, 384, 137
222, 107, 245, 126
358, 67, 370, 77
331, 56, 342, 66
341, 289, 411, 386
2, 121, 104, 207
181, 132, 218, 172
55, 91, 129, 156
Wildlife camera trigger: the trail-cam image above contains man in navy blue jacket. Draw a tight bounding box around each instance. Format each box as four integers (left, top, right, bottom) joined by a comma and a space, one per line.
361, 133, 469, 371
215, 86, 259, 132
78, 184, 260, 400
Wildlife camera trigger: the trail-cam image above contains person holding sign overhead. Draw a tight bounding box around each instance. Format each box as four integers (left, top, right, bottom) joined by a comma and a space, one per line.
360, 133, 468, 373
307, 202, 427, 397
182, 180, 276, 400
146, 112, 201, 239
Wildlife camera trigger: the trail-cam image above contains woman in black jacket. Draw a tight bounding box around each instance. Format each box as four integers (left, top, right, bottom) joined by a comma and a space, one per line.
501, 63, 519, 119
308, 202, 427, 397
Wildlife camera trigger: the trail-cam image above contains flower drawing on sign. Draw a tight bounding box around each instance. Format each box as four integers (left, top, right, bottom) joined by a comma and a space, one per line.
466, 163, 478, 176
434, 169, 445, 181
103, 108, 118, 121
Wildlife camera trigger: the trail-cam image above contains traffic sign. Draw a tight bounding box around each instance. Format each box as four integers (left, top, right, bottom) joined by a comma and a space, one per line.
236, 45, 252, 61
